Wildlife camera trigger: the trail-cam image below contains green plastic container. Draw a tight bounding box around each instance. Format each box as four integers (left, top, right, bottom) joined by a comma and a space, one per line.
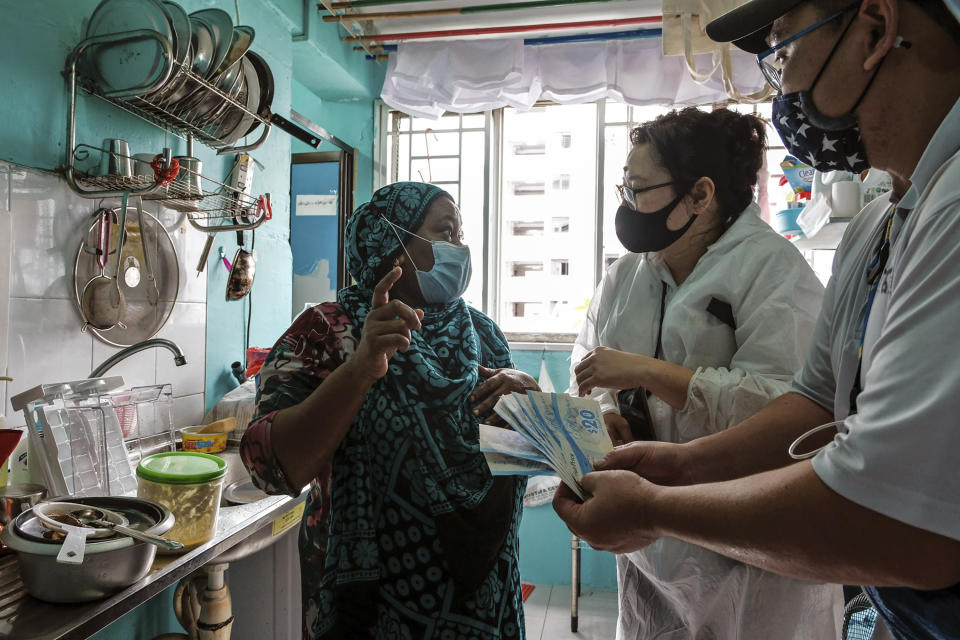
137, 452, 227, 551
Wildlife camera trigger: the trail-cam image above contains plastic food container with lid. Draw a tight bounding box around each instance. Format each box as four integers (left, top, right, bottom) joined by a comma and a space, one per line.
136, 452, 226, 552
180, 425, 228, 453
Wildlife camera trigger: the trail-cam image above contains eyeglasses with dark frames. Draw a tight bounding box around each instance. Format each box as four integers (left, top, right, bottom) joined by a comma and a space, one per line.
756, 4, 858, 92
616, 181, 674, 210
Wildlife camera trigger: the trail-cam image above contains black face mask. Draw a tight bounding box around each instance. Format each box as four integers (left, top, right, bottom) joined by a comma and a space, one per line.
615, 193, 695, 253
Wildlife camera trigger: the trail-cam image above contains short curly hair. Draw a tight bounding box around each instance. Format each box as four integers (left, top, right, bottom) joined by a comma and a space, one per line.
630, 107, 766, 229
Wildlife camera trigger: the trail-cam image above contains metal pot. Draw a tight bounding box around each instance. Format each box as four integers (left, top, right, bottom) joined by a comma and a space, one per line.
0, 483, 46, 525
133, 153, 157, 178
99, 139, 133, 177
170, 155, 202, 199
1, 496, 174, 603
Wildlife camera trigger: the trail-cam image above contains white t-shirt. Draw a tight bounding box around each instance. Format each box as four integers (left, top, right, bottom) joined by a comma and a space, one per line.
803, 99, 960, 541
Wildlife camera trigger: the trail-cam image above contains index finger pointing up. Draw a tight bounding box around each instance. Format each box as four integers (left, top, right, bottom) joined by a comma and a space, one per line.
372, 266, 403, 309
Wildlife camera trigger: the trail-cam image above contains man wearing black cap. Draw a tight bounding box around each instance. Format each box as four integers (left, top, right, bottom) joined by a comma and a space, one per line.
555, 2, 960, 638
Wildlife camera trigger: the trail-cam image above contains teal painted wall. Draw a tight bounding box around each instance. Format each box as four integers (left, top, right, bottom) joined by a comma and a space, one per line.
205, 12, 385, 409
0, 0, 381, 636
511, 347, 618, 590
290, 78, 377, 207
0, 1, 610, 635
200, 0, 297, 410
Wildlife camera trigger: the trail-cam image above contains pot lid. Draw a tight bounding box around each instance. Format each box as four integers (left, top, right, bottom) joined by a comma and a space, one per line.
137, 451, 226, 485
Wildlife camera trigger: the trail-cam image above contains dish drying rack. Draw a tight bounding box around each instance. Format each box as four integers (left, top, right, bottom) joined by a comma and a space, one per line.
67, 143, 270, 233
10, 377, 176, 498
61, 30, 273, 233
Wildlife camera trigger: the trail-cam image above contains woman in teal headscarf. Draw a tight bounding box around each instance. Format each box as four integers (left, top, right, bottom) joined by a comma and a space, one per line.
241, 182, 538, 639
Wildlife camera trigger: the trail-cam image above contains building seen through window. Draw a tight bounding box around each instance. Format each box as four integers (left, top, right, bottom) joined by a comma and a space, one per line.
383, 100, 823, 339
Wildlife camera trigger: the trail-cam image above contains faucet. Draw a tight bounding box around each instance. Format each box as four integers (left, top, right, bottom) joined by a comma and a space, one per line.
89, 338, 187, 378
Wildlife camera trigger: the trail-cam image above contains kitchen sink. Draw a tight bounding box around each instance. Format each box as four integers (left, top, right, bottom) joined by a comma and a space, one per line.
215, 447, 255, 505
208, 446, 302, 563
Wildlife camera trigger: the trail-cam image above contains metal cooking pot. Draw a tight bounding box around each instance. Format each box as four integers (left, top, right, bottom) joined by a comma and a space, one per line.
1, 496, 174, 603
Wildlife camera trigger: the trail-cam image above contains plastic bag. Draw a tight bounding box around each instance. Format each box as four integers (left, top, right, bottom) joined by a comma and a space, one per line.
245, 347, 270, 378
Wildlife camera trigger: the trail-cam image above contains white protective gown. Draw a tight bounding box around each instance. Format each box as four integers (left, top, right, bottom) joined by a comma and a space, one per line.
570, 204, 843, 640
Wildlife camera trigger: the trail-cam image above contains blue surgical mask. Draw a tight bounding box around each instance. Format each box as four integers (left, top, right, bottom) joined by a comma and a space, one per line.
384, 217, 472, 305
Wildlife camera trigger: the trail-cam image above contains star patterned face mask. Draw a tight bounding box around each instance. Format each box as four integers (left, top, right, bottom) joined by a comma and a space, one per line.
769, 6, 904, 175
771, 92, 869, 173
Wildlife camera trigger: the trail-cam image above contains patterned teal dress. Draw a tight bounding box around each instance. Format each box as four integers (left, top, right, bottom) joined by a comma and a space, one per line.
240, 182, 526, 639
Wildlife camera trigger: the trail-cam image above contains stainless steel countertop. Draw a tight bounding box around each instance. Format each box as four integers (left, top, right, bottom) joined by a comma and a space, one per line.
0, 491, 307, 640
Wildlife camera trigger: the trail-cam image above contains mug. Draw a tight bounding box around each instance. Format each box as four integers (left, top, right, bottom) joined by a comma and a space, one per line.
831, 181, 862, 219
171, 155, 202, 198
100, 139, 132, 177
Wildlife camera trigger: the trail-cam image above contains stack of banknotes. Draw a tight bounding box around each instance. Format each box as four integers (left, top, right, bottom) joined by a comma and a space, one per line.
481, 391, 613, 499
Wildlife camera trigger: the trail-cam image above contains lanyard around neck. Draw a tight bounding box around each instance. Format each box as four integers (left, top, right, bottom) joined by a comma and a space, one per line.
849, 202, 903, 414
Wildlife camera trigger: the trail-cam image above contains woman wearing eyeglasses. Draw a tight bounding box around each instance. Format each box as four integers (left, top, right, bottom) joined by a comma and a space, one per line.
568, 107, 839, 639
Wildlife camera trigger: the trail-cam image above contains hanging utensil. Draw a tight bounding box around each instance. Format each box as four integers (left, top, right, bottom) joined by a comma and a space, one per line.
105, 190, 130, 325
134, 196, 160, 306
74, 205, 179, 347
226, 247, 255, 300
196, 233, 215, 277
79, 206, 126, 331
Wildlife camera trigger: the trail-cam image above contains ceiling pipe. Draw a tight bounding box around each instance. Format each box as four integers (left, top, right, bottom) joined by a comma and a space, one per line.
328, 7, 461, 21
524, 26, 661, 45
317, 0, 379, 57
325, 0, 623, 21
328, 0, 606, 9
363, 27, 662, 58
342, 15, 662, 42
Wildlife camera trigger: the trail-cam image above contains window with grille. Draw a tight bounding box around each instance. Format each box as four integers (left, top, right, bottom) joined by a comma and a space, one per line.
382, 100, 804, 340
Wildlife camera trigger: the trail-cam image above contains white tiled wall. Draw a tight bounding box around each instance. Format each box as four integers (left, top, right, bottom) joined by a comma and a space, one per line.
1, 161, 207, 429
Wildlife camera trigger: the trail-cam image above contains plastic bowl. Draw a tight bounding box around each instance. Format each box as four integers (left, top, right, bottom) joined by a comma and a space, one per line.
771, 208, 804, 237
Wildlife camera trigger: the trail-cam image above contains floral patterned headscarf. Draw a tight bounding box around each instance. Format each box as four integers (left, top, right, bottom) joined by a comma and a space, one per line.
344, 181, 449, 292
330, 182, 519, 608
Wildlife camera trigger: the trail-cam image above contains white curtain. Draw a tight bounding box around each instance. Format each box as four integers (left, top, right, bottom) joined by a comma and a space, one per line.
381, 37, 768, 119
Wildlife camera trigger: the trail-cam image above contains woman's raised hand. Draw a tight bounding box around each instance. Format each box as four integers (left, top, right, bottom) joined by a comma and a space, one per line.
351, 267, 424, 382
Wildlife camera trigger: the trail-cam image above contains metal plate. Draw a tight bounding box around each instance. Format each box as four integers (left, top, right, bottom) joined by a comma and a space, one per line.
73, 207, 179, 347
85, 0, 174, 93
209, 56, 259, 143
218, 25, 255, 76
160, 1, 190, 68
155, 18, 213, 110
188, 58, 244, 126
223, 479, 268, 505
145, 1, 192, 103
243, 50, 274, 137
188, 8, 233, 80
188, 17, 215, 77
